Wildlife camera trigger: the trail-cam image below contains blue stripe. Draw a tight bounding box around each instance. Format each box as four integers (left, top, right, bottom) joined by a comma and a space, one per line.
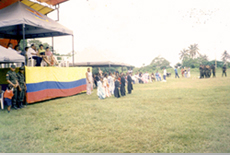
26, 78, 86, 93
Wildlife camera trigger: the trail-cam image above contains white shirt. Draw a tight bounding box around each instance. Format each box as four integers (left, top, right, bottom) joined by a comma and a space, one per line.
128, 70, 133, 73
27, 47, 37, 58
86, 72, 93, 83
163, 69, 167, 75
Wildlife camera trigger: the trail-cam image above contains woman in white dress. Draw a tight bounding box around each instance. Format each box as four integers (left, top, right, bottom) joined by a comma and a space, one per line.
97, 78, 106, 99
108, 72, 115, 95
103, 74, 111, 97
86, 68, 93, 95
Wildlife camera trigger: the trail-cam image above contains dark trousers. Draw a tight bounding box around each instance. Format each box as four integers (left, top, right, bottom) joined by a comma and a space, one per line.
175, 73, 179, 78
17, 85, 25, 106
163, 75, 166, 80
12, 87, 18, 108
212, 71, 215, 77
222, 71, 227, 77
31, 56, 42, 66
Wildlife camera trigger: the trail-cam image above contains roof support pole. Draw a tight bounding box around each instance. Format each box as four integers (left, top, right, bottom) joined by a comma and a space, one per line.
72, 35, 74, 66
22, 23, 26, 66
52, 36, 54, 53
122, 66, 123, 72
109, 64, 111, 72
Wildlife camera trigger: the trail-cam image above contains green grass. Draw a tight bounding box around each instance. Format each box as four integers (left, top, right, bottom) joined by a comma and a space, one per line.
0, 69, 230, 153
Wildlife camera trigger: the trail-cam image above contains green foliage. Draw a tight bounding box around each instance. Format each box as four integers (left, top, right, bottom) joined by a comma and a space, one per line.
134, 56, 172, 73
92, 67, 124, 75
28, 39, 42, 50
19, 39, 28, 51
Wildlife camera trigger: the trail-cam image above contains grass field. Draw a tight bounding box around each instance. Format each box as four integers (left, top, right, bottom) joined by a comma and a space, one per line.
0, 69, 230, 153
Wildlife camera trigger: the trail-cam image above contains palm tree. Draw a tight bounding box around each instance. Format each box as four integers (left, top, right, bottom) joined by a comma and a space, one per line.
222, 50, 230, 64
201, 54, 208, 61
179, 48, 189, 60
188, 44, 200, 59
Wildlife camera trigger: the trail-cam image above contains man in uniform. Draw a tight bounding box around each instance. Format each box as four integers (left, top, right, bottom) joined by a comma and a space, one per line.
199, 64, 203, 79
222, 64, 227, 77
6, 65, 19, 110
211, 64, 216, 77
16, 67, 27, 108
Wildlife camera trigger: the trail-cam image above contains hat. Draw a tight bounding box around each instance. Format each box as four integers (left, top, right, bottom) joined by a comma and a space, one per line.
11, 65, 16, 69
19, 67, 25, 70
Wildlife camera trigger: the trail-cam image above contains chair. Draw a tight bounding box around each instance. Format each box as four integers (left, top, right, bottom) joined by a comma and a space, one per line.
27, 57, 35, 67
0, 91, 4, 110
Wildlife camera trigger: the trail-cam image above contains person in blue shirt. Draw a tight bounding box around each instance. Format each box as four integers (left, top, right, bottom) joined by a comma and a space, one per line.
174, 66, 180, 78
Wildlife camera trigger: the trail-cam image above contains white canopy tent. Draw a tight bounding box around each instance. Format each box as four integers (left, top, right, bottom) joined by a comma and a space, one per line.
0, 2, 74, 64
0, 45, 25, 63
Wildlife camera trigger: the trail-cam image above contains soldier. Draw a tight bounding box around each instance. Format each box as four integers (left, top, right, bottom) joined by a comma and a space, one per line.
222, 64, 227, 77
205, 65, 211, 78
16, 67, 27, 108
211, 64, 216, 77
199, 64, 203, 79
6, 65, 19, 110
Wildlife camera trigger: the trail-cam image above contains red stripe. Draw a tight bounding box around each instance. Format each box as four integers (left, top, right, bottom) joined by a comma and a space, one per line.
26, 85, 87, 103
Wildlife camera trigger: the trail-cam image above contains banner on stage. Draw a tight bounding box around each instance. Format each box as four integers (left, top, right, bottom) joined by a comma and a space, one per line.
25, 67, 89, 103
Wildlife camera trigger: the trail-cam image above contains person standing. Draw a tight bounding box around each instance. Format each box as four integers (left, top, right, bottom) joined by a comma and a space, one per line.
108, 72, 115, 95
16, 67, 26, 109
163, 68, 167, 82
199, 64, 203, 79
127, 73, 132, 94
211, 64, 216, 77
222, 64, 227, 77
181, 67, 184, 77
97, 78, 106, 100
103, 74, 111, 97
187, 67, 191, 78
3, 85, 14, 113
98, 67, 103, 77
86, 68, 93, 95
184, 67, 187, 78
174, 67, 180, 78
120, 73, 126, 96
6, 65, 19, 110
114, 77, 120, 98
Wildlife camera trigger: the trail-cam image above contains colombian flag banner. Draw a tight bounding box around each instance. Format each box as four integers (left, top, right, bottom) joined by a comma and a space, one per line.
25, 67, 89, 103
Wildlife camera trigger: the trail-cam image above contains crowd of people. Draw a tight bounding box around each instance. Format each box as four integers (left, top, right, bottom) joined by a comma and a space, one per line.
86, 68, 134, 100
7, 43, 58, 67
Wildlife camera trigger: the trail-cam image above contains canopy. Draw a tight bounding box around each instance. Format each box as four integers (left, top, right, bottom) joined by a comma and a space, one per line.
0, 0, 68, 14
0, 2, 73, 40
70, 49, 131, 67
0, 45, 25, 63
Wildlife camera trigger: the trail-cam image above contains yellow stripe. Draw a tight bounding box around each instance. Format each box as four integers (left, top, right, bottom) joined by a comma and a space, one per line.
25, 67, 91, 84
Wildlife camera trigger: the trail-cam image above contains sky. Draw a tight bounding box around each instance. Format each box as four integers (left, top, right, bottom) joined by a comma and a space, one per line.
40, 0, 230, 67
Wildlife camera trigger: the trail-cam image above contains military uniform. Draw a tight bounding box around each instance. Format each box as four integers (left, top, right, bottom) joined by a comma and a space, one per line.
199, 65, 203, 78
211, 65, 216, 77
222, 65, 227, 77
16, 67, 26, 108
6, 67, 18, 109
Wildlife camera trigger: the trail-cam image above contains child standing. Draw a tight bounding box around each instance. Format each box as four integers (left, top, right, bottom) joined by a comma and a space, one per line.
4, 85, 14, 113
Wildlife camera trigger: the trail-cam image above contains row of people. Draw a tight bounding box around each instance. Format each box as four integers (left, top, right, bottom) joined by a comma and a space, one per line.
26, 44, 58, 66
7, 43, 57, 67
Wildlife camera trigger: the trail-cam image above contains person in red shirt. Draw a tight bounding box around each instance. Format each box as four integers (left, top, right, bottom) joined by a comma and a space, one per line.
4, 85, 14, 113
